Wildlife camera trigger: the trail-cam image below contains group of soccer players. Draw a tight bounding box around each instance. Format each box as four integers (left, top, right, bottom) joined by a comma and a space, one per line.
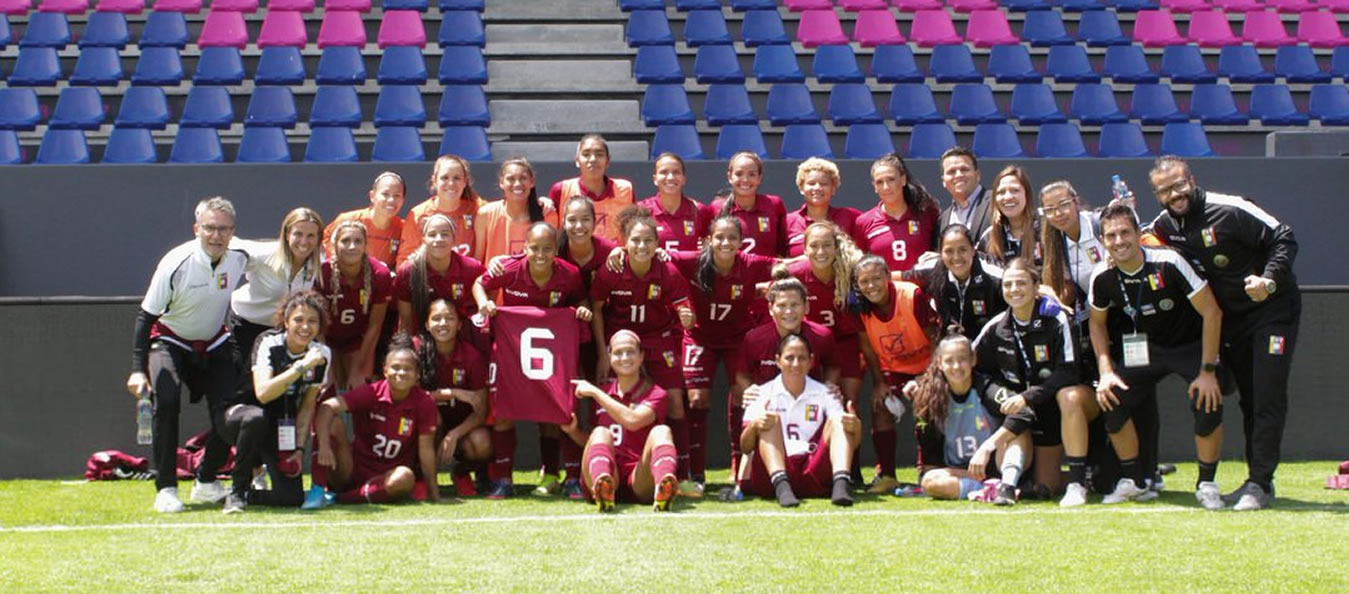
127, 135, 1300, 514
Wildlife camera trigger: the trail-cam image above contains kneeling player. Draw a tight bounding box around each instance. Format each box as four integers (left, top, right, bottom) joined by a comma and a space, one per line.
740, 334, 862, 507
305, 335, 440, 508
416, 299, 492, 496
564, 330, 680, 512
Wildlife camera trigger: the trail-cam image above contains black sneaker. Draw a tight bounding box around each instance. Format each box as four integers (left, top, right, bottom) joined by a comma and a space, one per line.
993, 482, 1018, 506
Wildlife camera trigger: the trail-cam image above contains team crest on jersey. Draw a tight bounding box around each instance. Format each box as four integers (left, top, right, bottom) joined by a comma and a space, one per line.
1086, 246, 1102, 264
805, 404, 820, 422
216, 273, 228, 290
971, 300, 986, 315
549, 291, 563, 306
907, 220, 919, 235
683, 220, 695, 236
731, 285, 743, 300
1033, 345, 1049, 362
397, 417, 413, 437
1269, 335, 1286, 355
1148, 272, 1166, 290
463, 215, 474, 230
663, 350, 676, 368
452, 368, 465, 386
975, 416, 988, 431
647, 284, 661, 300
359, 289, 369, 307
1201, 227, 1217, 247
450, 283, 463, 299
757, 217, 770, 232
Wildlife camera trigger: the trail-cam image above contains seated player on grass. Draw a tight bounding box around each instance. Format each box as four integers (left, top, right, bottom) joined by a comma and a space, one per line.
739, 333, 862, 508
563, 330, 680, 512
414, 299, 492, 497
304, 334, 440, 508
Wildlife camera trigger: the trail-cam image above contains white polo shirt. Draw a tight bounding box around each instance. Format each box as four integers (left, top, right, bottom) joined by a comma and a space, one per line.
141, 239, 249, 342
230, 238, 318, 326
744, 375, 844, 457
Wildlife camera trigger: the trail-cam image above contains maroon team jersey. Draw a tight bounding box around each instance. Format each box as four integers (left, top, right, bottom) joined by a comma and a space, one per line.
785, 205, 862, 258
709, 194, 788, 257
394, 252, 486, 319
481, 255, 586, 309
640, 195, 712, 252
316, 257, 394, 346
561, 235, 620, 294
851, 204, 940, 272
591, 260, 691, 339
594, 379, 668, 466
670, 250, 774, 349
489, 306, 583, 424
343, 380, 438, 476
735, 320, 839, 385
787, 259, 860, 337
416, 336, 488, 391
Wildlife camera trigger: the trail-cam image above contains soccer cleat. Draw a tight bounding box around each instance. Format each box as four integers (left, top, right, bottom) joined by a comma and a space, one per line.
533, 473, 562, 496
1059, 482, 1089, 507
486, 480, 513, 500
251, 466, 269, 491
454, 474, 478, 497
1233, 482, 1273, 511
301, 485, 335, 510
222, 492, 246, 514
1158, 463, 1177, 475
993, 482, 1019, 506
189, 479, 228, 504
475, 474, 494, 496
866, 475, 901, 495
153, 487, 185, 513
653, 475, 678, 512
716, 486, 744, 502
1102, 478, 1150, 504
562, 478, 584, 500
1195, 481, 1225, 510
677, 479, 704, 499
592, 474, 616, 513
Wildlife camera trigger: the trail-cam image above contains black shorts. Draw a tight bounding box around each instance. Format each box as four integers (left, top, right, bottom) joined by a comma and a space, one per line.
1107, 340, 1225, 436
1029, 399, 1062, 447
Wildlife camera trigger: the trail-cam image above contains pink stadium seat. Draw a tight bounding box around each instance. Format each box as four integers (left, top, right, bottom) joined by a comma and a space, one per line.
324, 0, 371, 12
1211, 0, 1262, 11
94, 0, 145, 13
966, 9, 1018, 46
151, 0, 201, 12
267, 0, 315, 10
893, 0, 944, 9
948, 0, 998, 12
1242, 9, 1296, 45
1298, 10, 1349, 45
909, 9, 961, 45
377, 10, 426, 48
257, 9, 307, 47
1133, 9, 1186, 46
784, 0, 834, 10
197, 10, 248, 48
1160, 0, 1209, 12
797, 9, 849, 46
0, 0, 31, 15
38, 0, 87, 13
853, 9, 905, 45
1265, 0, 1317, 12
1321, 0, 1349, 13
1187, 10, 1241, 46
318, 10, 366, 47
841, 0, 888, 8
208, 0, 257, 12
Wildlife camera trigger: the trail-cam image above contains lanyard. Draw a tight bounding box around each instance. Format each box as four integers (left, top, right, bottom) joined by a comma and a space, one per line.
1114, 268, 1148, 333
1010, 320, 1035, 384
953, 276, 969, 330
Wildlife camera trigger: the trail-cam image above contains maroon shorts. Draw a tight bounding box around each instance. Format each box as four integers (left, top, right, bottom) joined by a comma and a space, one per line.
438, 401, 473, 431
681, 336, 735, 389
744, 442, 835, 499
325, 333, 362, 355
836, 334, 864, 380
640, 332, 684, 392
580, 460, 643, 503
347, 462, 430, 501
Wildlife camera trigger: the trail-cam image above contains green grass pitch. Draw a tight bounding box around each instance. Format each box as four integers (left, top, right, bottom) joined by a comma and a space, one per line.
2, 461, 1347, 592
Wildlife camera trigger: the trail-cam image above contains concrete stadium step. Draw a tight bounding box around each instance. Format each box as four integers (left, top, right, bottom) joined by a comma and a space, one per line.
488, 100, 645, 135
486, 60, 640, 93
490, 140, 649, 162
486, 0, 621, 22
485, 24, 632, 56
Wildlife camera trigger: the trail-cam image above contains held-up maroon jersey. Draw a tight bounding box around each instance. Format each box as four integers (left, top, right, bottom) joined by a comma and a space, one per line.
561, 235, 620, 294
710, 194, 789, 257
736, 319, 839, 385
594, 379, 668, 466
640, 195, 712, 252
489, 306, 583, 425
481, 255, 587, 309
786, 259, 860, 337
785, 205, 862, 258
851, 204, 940, 272
316, 257, 394, 347
591, 260, 691, 339
393, 251, 485, 319
342, 380, 438, 476
670, 251, 775, 349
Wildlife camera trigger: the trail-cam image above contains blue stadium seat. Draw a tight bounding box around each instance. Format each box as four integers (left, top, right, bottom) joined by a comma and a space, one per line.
115, 87, 170, 129
103, 128, 158, 163
676, 0, 722, 9
439, 85, 491, 126
650, 124, 705, 159
1022, 10, 1074, 46
193, 47, 244, 85
1189, 83, 1249, 125
971, 123, 1025, 157
635, 45, 684, 83
1309, 84, 1349, 125
1070, 83, 1127, 124
374, 86, 427, 127
1160, 45, 1217, 83
730, 0, 777, 9
1097, 122, 1151, 157
813, 44, 864, 83
372, 126, 426, 161
0, 89, 41, 130
1105, 0, 1158, 11
50, 87, 104, 130
643, 84, 697, 126
1058, 0, 1108, 10
1046, 44, 1100, 82
907, 122, 957, 158
180, 86, 234, 129
378, 46, 429, 84
169, 128, 224, 163
889, 83, 944, 124
742, 9, 789, 46
438, 46, 488, 84
20, 13, 70, 48
140, 11, 189, 48
255, 47, 306, 85
684, 9, 732, 46
1273, 45, 1331, 83
949, 83, 1006, 124
80, 11, 130, 48
781, 124, 834, 158
1079, 9, 1129, 46
1333, 47, 1349, 79
765, 83, 820, 125
754, 44, 805, 82
627, 10, 675, 46
843, 123, 896, 158
132, 47, 183, 85
236, 127, 291, 162
305, 127, 359, 162
705, 84, 757, 125
1130, 83, 1185, 124
310, 86, 362, 127
438, 10, 485, 46
1160, 122, 1215, 157
929, 44, 982, 82
1104, 45, 1159, 83
620, 0, 664, 9
872, 44, 923, 82
385, 0, 428, 10
317, 46, 367, 84
987, 44, 1042, 83
36, 129, 89, 164
1217, 45, 1274, 83
1249, 84, 1310, 125
1035, 122, 1089, 157
828, 83, 882, 124
1, 18, 9, 49
70, 46, 123, 86
1003, 0, 1052, 10
244, 86, 298, 128
9, 47, 62, 86
1010, 83, 1067, 124
695, 45, 745, 83
440, 0, 485, 9
715, 124, 770, 159
440, 126, 493, 161
0, 132, 20, 165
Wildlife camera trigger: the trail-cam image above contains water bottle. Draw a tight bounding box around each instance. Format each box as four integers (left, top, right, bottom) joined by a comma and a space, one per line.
1111, 175, 1137, 211
893, 483, 924, 497
136, 390, 153, 445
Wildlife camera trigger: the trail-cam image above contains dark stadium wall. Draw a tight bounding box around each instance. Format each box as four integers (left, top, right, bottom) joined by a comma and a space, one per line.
0, 157, 1346, 296
1, 291, 1346, 479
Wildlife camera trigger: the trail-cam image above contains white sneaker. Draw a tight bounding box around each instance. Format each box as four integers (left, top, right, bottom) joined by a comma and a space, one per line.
154, 487, 185, 513
1059, 482, 1088, 507
1196, 481, 1225, 510
251, 466, 269, 491
189, 479, 228, 504
1233, 482, 1273, 511
1102, 478, 1149, 504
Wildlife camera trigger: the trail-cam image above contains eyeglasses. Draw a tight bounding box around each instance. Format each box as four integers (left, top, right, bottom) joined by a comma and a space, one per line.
1153, 180, 1191, 197
1041, 202, 1075, 216
199, 224, 234, 235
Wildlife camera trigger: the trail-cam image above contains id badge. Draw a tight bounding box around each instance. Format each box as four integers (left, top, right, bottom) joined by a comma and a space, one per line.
1122, 333, 1150, 368
277, 418, 297, 451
